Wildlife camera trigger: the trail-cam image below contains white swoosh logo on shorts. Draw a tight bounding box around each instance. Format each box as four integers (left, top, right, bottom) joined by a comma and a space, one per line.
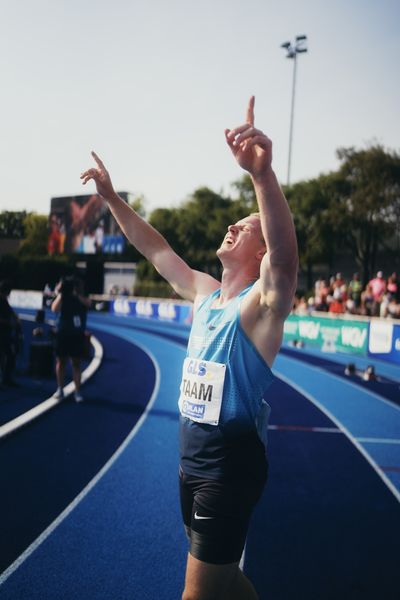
194, 512, 215, 520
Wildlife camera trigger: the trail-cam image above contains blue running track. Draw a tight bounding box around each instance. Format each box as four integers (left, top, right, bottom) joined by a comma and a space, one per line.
0, 312, 399, 599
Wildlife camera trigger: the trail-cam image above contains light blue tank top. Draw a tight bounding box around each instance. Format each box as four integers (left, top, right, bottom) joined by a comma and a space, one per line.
185, 283, 274, 441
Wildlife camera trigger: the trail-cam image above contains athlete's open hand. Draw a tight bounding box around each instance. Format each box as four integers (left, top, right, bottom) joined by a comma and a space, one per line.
225, 96, 272, 179
80, 152, 115, 199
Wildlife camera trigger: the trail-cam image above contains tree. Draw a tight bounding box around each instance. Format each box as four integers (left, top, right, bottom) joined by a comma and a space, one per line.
128, 193, 147, 218
18, 213, 48, 256
0, 211, 27, 239
285, 175, 341, 289
333, 145, 400, 283
230, 174, 258, 214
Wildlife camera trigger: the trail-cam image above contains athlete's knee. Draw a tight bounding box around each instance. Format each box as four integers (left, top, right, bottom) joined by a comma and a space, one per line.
182, 587, 204, 600
222, 569, 259, 600
181, 589, 214, 600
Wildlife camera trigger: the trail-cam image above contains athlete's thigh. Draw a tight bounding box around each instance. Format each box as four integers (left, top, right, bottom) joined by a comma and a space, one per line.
179, 469, 195, 540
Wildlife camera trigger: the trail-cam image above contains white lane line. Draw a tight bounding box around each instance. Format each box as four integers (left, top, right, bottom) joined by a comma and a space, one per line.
274, 370, 400, 504
282, 344, 400, 384
268, 425, 341, 433
356, 437, 400, 445
0, 336, 103, 440
281, 352, 400, 413
0, 336, 161, 585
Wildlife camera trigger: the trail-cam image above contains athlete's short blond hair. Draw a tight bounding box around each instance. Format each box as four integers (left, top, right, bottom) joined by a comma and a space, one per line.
248, 213, 266, 246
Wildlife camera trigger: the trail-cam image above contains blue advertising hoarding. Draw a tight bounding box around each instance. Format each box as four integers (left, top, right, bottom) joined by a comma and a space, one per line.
110, 298, 192, 325
368, 320, 400, 365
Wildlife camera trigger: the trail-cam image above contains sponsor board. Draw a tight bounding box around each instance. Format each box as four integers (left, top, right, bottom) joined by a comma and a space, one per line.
110, 299, 192, 324
9, 290, 43, 310
284, 315, 369, 355
368, 322, 400, 365
369, 320, 393, 354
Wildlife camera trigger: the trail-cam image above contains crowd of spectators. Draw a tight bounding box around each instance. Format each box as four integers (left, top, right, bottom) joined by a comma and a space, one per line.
294, 270, 400, 319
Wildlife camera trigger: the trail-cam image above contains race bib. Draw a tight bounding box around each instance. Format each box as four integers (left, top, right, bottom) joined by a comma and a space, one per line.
178, 357, 226, 426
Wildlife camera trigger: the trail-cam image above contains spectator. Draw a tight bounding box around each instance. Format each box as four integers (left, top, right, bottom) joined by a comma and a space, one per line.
387, 297, 400, 319
344, 363, 356, 376
360, 283, 374, 316
51, 276, 91, 402
307, 296, 317, 312
313, 279, 330, 312
0, 280, 23, 386
314, 277, 324, 300
368, 271, 386, 316
332, 272, 345, 299
305, 270, 398, 318
315, 294, 329, 312
296, 297, 308, 315
329, 296, 345, 314
348, 273, 363, 309
363, 365, 377, 381
345, 297, 357, 314
387, 272, 398, 301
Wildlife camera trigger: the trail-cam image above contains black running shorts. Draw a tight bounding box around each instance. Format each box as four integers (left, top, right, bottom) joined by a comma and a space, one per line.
179, 466, 267, 565
55, 331, 85, 358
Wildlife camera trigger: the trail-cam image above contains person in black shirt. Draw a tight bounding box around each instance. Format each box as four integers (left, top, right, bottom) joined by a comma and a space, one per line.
0, 280, 22, 387
51, 276, 90, 402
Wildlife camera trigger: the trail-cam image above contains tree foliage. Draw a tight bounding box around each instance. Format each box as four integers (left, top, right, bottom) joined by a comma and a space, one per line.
128, 193, 147, 218
18, 213, 48, 256
230, 174, 257, 213
285, 174, 343, 288
0, 211, 27, 238
284, 145, 400, 286
331, 145, 400, 282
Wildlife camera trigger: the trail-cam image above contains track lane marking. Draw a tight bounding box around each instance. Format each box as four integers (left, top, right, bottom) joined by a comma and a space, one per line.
0, 336, 103, 440
356, 437, 400, 444
274, 369, 400, 504
268, 424, 341, 433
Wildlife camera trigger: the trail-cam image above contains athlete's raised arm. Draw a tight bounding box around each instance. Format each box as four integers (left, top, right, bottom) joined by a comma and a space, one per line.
225, 97, 298, 318
80, 152, 219, 302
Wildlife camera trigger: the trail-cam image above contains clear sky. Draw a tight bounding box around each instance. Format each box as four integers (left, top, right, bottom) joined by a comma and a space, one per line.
1, 0, 399, 216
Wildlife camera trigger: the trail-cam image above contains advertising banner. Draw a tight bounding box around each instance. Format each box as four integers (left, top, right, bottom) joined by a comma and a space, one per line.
283, 314, 369, 355
368, 320, 400, 365
110, 298, 192, 325
9, 290, 43, 310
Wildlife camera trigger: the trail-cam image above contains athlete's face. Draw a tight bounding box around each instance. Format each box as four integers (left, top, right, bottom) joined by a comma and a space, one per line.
217, 215, 266, 261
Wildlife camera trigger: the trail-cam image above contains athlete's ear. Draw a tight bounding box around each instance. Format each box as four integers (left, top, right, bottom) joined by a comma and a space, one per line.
256, 247, 267, 261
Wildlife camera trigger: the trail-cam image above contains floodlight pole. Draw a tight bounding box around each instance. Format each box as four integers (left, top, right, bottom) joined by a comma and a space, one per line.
281, 35, 308, 186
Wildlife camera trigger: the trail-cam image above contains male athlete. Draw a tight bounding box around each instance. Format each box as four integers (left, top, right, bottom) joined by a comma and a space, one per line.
81, 97, 298, 600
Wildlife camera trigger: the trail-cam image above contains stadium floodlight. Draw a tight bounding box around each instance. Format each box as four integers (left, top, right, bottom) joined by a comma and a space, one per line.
281, 35, 308, 185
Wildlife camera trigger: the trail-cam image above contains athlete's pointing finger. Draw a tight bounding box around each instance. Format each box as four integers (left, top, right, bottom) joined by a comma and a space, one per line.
91, 151, 106, 170
246, 96, 255, 126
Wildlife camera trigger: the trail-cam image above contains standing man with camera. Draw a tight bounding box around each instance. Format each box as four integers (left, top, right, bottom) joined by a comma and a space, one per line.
51, 276, 91, 403
81, 97, 298, 599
